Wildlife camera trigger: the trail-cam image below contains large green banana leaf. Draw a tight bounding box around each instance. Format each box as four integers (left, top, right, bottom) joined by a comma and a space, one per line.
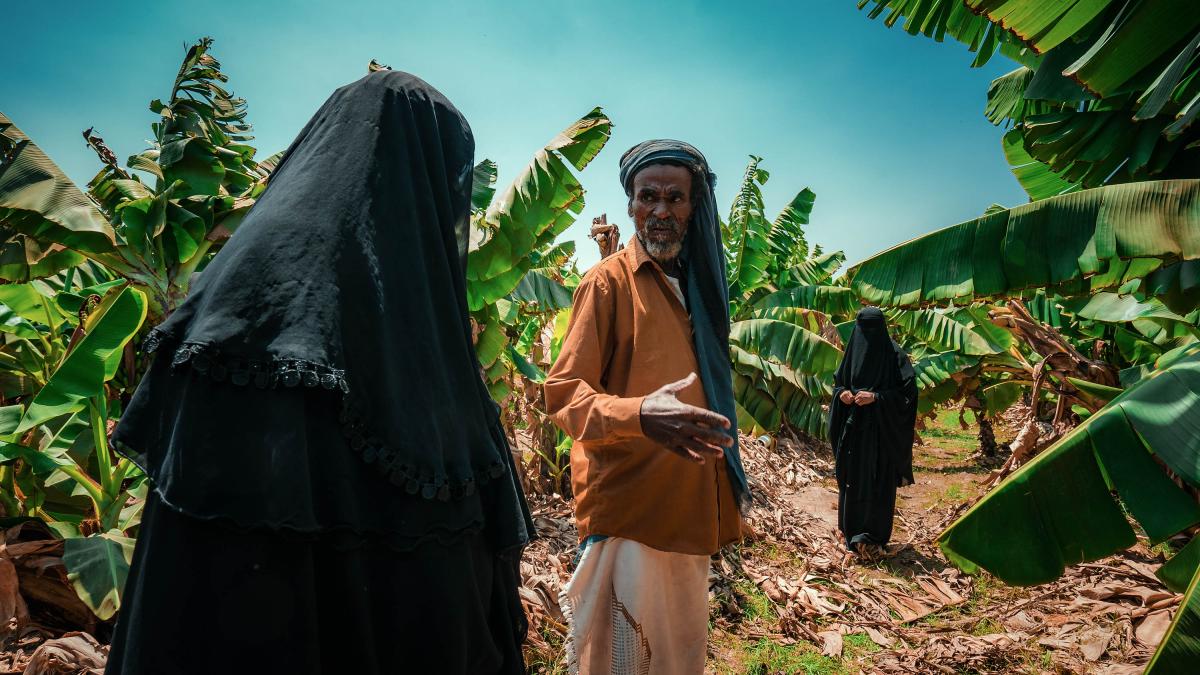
14, 284, 147, 433
985, 67, 1070, 128
63, 532, 134, 620
511, 270, 573, 312
766, 188, 817, 283
731, 345, 828, 438
1144, 564, 1200, 674
861, 1, 1200, 192
1001, 127, 1081, 201
888, 308, 1005, 356
963, 0, 1200, 121
0, 113, 116, 269
753, 284, 860, 317
780, 250, 843, 288
941, 343, 1200, 670
855, 0, 1027, 68
727, 156, 773, 297
941, 0, 1200, 132
847, 180, 1200, 308
467, 108, 611, 310
939, 344, 1200, 583
730, 318, 843, 378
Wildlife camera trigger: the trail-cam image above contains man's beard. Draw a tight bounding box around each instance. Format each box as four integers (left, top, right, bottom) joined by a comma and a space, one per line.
636, 216, 685, 263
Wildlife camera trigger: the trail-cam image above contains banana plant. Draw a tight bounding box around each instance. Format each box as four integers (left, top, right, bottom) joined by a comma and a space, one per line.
721, 156, 855, 437
467, 108, 612, 489
860, 0, 1200, 199
939, 343, 1200, 672
0, 281, 147, 620
0, 38, 267, 321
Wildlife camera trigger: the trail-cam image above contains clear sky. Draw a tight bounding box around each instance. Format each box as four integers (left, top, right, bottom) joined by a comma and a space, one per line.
6, 0, 1026, 270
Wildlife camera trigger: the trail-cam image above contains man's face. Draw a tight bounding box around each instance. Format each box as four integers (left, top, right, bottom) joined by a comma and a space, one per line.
628, 163, 693, 263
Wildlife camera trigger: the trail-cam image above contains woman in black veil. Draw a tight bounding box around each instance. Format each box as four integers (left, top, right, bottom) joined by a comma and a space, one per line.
105, 70, 533, 674
828, 307, 917, 560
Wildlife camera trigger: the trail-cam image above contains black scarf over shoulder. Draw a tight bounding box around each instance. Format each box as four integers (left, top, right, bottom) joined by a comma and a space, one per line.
114, 71, 532, 551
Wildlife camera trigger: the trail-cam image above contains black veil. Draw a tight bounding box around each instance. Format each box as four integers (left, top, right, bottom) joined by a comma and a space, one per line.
113, 70, 532, 551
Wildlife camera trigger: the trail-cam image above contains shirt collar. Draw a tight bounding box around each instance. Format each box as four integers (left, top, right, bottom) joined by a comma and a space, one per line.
628, 234, 658, 272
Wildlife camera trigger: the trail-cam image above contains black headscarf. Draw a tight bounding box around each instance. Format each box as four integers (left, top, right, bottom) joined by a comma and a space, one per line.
114, 71, 532, 550
828, 307, 917, 487
618, 140, 750, 510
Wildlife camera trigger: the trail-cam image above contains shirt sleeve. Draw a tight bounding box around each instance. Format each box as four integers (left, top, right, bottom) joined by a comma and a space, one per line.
544, 273, 645, 443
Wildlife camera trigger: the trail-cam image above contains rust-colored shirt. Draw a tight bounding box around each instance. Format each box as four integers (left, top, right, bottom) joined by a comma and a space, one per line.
545, 236, 744, 556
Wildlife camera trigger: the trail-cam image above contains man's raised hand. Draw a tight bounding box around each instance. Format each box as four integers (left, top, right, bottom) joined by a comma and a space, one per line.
640, 373, 733, 464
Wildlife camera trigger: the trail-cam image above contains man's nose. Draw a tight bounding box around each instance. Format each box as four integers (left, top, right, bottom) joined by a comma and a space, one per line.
652, 202, 671, 219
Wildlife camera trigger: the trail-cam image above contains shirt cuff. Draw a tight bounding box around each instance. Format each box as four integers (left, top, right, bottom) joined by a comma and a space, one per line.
607, 395, 646, 439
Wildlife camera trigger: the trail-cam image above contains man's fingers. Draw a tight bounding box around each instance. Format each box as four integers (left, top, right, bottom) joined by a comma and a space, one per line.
680, 422, 733, 448
680, 405, 731, 430
680, 437, 723, 461
667, 445, 706, 464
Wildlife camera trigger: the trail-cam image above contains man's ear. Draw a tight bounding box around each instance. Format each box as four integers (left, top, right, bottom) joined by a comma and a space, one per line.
627, 199, 635, 220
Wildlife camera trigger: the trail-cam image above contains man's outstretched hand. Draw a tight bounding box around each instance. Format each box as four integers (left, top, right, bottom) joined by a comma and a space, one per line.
640, 373, 733, 464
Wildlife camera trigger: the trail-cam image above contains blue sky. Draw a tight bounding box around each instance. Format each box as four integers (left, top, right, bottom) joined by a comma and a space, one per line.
6, 0, 1026, 270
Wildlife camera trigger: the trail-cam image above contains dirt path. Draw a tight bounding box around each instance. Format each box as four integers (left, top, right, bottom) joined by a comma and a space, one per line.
701, 412, 1172, 674
519, 410, 1178, 673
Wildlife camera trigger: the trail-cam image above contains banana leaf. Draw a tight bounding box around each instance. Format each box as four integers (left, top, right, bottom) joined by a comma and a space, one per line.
474, 317, 506, 370
511, 269, 573, 312
467, 108, 610, 310
780, 250, 843, 287
14, 284, 147, 434
1157, 535, 1200, 593
63, 532, 134, 620
766, 189, 818, 283
0, 113, 116, 263
888, 308, 1004, 356
729, 318, 843, 378
727, 156, 773, 296
753, 284, 859, 317
856, 0, 1021, 68
940, 345, 1200, 588
1001, 128, 1081, 202
847, 180, 1200, 308
471, 159, 498, 212
1145, 562, 1200, 674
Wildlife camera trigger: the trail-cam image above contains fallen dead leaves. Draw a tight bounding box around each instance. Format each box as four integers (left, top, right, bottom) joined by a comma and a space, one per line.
520, 433, 1181, 673
0, 428, 1183, 674
0, 522, 104, 675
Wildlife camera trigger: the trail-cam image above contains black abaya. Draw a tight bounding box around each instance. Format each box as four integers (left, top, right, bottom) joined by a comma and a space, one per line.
828, 308, 917, 550
107, 71, 533, 674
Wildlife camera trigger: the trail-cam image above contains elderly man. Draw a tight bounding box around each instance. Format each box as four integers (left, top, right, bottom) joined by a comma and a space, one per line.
546, 140, 750, 674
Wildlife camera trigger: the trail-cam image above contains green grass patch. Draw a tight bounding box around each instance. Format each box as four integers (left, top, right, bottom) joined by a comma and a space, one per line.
735, 580, 778, 622
915, 408, 981, 463
524, 624, 568, 674
841, 632, 880, 659
714, 636, 846, 675
925, 481, 969, 509
971, 617, 1004, 636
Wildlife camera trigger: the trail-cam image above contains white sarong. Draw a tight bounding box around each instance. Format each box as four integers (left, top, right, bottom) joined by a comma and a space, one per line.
560, 537, 710, 675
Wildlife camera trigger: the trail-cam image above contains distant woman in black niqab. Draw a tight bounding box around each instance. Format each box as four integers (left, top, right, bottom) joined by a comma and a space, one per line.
105, 71, 533, 675
828, 307, 917, 558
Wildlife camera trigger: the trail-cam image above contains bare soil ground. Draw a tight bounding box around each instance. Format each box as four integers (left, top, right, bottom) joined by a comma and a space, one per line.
521, 409, 1180, 674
